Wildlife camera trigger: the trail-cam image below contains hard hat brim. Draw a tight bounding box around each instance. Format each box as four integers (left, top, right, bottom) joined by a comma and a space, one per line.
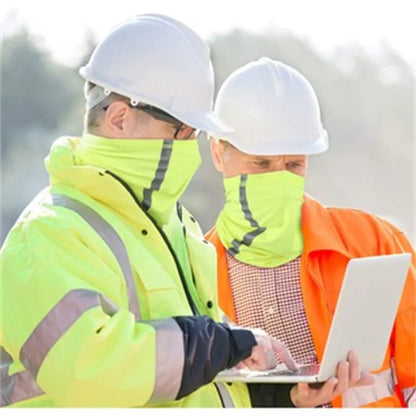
217, 130, 329, 155
80, 68, 233, 135
179, 111, 234, 135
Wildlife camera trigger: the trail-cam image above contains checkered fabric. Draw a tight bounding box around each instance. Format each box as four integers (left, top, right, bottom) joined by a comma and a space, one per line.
226, 252, 333, 407
226, 252, 318, 365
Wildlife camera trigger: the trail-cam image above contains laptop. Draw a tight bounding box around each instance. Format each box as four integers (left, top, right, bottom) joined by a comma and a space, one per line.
215, 253, 411, 383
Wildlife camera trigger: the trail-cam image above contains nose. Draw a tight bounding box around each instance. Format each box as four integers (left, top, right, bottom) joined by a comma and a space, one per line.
270, 157, 286, 172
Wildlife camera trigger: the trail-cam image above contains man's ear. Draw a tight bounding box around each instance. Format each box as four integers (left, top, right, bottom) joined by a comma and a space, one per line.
104, 101, 129, 135
210, 137, 224, 173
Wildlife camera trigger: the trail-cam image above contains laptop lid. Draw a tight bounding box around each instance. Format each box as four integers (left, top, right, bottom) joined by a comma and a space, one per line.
215, 253, 411, 383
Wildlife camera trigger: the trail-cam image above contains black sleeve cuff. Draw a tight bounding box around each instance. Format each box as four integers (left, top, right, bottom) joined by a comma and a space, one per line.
248, 383, 296, 407
221, 325, 257, 368
173, 316, 256, 399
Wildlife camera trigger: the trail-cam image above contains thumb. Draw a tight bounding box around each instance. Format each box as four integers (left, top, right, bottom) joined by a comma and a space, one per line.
271, 338, 298, 371
297, 382, 310, 394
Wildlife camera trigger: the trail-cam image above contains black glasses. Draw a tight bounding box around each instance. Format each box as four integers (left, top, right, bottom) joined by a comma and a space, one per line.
103, 102, 197, 140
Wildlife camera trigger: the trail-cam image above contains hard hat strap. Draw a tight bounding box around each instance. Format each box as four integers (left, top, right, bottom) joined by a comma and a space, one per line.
85, 85, 111, 110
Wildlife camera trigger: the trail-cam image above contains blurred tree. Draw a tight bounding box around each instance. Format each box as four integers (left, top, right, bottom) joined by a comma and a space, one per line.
1, 29, 82, 159
1, 28, 414, 244
182, 30, 414, 242
1, 29, 84, 239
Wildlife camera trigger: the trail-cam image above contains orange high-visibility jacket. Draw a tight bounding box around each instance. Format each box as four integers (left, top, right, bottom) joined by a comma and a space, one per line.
206, 195, 416, 408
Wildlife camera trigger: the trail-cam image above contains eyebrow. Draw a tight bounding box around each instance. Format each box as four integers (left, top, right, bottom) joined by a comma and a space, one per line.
250, 156, 274, 161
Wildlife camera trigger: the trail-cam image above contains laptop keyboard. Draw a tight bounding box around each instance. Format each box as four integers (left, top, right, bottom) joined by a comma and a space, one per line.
267, 363, 320, 376
241, 363, 320, 378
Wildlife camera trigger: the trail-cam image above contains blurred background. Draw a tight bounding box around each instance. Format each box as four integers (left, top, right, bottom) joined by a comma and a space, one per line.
1, 0, 415, 244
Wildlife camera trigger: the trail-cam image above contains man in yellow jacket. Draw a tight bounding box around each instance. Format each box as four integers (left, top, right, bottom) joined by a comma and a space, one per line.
206, 58, 416, 407
0, 17, 297, 408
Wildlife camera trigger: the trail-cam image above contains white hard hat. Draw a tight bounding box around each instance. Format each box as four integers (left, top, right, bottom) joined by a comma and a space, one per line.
213, 57, 328, 155
80, 14, 231, 134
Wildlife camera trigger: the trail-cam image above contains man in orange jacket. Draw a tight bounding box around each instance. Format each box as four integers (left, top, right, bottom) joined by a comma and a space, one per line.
206, 58, 416, 408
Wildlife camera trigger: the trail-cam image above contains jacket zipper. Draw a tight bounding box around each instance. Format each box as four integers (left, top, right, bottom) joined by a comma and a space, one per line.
105, 171, 200, 316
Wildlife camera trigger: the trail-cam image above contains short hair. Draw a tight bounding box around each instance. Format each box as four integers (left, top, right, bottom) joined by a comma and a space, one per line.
219, 139, 236, 149
83, 82, 131, 133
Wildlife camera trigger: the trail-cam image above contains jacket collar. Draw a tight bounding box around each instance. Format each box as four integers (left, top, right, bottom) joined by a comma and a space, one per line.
45, 135, 148, 226
207, 194, 351, 261
302, 194, 351, 259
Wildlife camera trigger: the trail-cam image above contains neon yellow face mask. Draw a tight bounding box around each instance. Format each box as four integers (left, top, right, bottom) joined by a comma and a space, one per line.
75, 134, 201, 224
216, 170, 305, 268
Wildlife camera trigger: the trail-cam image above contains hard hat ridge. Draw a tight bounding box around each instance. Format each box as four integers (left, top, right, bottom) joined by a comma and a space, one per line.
80, 13, 232, 134
213, 57, 328, 155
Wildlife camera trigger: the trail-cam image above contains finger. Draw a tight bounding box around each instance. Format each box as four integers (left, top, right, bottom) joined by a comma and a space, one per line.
250, 327, 269, 338
244, 358, 257, 370
318, 377, 338, 397
333, 361, 349, 394
296, 382, 310, 396
303, 379, 337, 408
347, 350, 360, 385
307, 381, 325, 390
271, 338, 298, 371
235, 361, 247, 370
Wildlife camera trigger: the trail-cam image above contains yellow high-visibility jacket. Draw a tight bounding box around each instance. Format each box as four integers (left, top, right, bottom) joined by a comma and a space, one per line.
0, 136, 253, 408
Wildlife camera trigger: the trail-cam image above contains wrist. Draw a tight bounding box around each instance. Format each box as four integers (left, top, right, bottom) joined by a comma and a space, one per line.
221, 324, 257, 368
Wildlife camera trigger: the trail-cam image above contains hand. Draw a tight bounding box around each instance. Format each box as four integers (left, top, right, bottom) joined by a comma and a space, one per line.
236, 328, 298, 371
290, 350, 374, 407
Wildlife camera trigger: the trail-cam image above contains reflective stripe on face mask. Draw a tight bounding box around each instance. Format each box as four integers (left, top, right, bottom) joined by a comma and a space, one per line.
52, 193, 141, 320
228, 174, 266, 255
214, 382, 235, 407
142, 139, 173, 212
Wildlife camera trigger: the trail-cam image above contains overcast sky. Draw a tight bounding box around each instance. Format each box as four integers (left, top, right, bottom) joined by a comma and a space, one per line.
2, 0, 415, 67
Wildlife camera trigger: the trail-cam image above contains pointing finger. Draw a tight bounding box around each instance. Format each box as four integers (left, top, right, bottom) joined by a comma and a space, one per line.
271, 338, 298, 371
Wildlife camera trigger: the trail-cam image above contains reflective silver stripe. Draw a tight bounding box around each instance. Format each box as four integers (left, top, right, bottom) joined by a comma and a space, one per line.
1, 346, 44, 407
147, 318, 184, 403
342, 367, 395, 407
1, 369, 44, 407
20, 289, 102, 379
214, 382, 235, 408
402, 387, 416, 407
1, 346, 12, 368
229, 228, 266, 254
239, 175, 260, 228
142, 140, 173, 211
52, 193, 141, 320
228, 174, 266, 255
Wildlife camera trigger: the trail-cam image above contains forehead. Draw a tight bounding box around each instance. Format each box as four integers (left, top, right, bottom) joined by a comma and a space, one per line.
248, 154, 306, 161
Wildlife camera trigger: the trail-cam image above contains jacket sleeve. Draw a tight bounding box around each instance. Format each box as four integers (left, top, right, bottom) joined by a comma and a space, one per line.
385, 223, 416, 407
247, 383, 295, 407
173, 316, 256, 399
1, 212, 255, 407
